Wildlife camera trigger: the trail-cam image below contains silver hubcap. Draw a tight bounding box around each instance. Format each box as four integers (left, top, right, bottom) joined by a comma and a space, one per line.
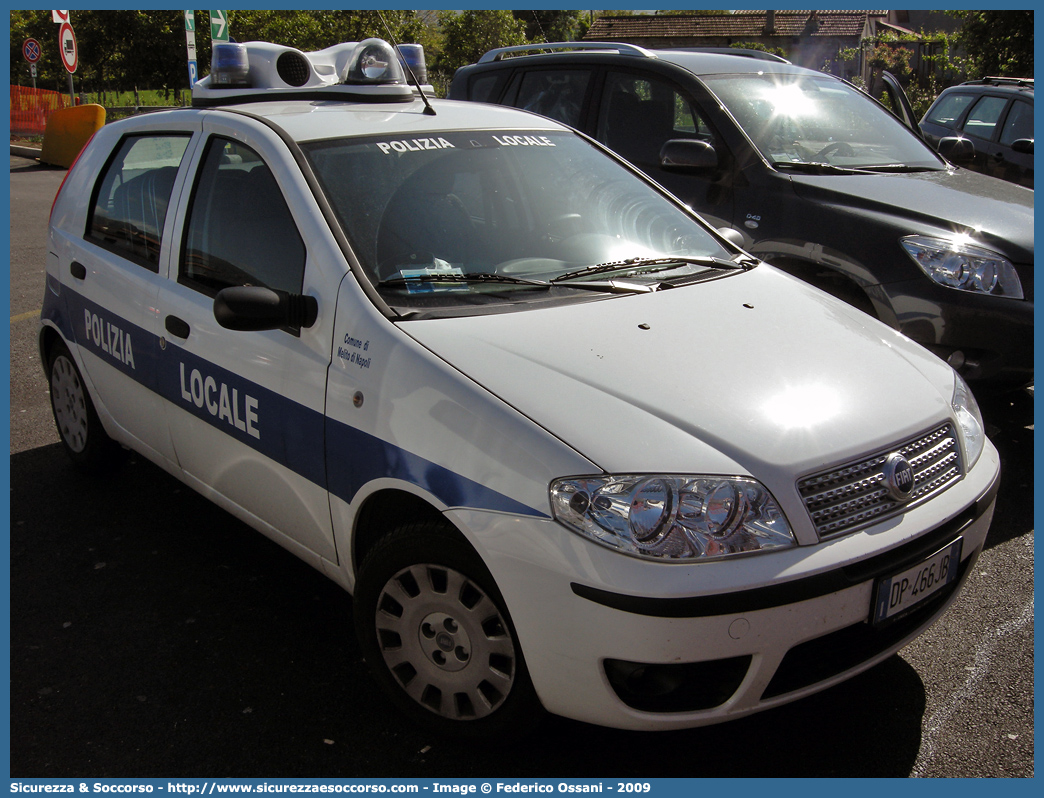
375, 563, 516, 720
51, 355, 89, 453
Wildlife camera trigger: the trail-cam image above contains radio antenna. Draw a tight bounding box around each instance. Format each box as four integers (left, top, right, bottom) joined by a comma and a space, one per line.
378, 11, 436, 116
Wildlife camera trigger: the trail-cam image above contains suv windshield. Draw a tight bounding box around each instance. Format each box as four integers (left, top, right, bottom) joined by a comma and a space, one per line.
302, 130, 734, 312
704, 74, 944, 171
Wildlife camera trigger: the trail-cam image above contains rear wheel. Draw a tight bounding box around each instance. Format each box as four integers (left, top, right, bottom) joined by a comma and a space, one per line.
47, 341, 123, 470
353, 521, 543, 738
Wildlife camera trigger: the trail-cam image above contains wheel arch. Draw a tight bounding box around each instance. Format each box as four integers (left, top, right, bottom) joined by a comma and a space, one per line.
350, 486, 472, 578
38, 322, 66, 379
754, 250, 894, 323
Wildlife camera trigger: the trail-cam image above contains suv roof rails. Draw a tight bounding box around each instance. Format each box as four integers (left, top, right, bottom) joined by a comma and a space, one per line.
478, 41, 655, 63
669, 47, 790, 63
962, 76, 1034, 88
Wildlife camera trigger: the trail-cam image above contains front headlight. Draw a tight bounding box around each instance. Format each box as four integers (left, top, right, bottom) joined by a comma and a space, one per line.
901, 235, 1023, 299
550, 475, 795, 561
952, 373, 986, 470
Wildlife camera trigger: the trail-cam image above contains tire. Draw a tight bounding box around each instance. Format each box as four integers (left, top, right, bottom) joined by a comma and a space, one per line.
353, 521, 544, 739
47, 341, 123, 470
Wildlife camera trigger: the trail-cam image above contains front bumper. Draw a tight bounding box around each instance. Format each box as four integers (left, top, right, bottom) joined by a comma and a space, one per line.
450, 441, 1000, 730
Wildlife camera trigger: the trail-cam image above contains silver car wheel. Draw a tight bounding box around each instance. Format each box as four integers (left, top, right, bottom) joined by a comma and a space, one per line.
374, 562, 517, 721
50, 353, 90, 454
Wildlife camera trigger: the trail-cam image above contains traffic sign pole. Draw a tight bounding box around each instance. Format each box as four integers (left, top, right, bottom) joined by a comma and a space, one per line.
185, 11, 198, 90
58, 20, 77, 102
23, 38, 42, 89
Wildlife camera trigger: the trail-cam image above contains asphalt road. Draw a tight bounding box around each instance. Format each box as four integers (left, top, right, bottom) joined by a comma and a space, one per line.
8, 154, 1034, 778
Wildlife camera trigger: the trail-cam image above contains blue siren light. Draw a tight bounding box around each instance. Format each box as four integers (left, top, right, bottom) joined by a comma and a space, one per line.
396, 43, 428, 85
211, 42, 251, 87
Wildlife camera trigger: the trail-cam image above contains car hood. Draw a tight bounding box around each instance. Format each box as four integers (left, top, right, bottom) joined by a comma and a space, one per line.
789, 168, 1034, 263
402, 267, 956, 491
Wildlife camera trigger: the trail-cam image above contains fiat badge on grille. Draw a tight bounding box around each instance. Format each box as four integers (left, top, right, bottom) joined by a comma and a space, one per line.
882, 453, 916, 501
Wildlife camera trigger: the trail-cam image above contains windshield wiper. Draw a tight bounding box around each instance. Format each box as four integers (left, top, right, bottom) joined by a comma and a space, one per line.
857, 164, 939, 173
552, 255, 753, 284
773, 161, 871, 175
378, 272, 551, 289
376, 271, 651, 296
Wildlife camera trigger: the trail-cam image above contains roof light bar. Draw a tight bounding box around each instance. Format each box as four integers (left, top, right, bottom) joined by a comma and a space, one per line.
192, 38, 431, 107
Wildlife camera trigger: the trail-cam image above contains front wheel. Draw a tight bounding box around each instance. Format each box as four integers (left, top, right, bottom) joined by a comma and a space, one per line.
47, 341, 123, 470
353, 522, 543, 738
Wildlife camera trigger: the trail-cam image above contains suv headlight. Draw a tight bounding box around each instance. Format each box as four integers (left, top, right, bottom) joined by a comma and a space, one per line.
901, 235, 1023, 299
550, 475, 795, 561
952, 373, 986, 470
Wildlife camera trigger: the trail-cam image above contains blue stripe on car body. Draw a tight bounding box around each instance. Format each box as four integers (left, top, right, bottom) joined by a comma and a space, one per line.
44, 284, 547, 518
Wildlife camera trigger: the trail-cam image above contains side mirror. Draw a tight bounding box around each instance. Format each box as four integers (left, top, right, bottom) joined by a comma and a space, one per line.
214, 286, 318, 331
1011, 138, 1034, 154
716, 227, 746, 248
660, 139, 719, 172
938, 136, 976, 162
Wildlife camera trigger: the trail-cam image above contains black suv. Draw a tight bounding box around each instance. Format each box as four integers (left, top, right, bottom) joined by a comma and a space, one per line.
450, 43, 1033, 386
920, 77, 1034, 189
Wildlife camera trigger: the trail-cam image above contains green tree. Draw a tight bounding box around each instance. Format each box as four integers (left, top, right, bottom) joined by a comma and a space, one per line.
831, 29, 977, 118
10, 11, 57, 89
435, 10, 527, 76
10, 10, 187, 95
228, 10, 422, 53
511, 11, 588, 43
950, 10, 1033, 77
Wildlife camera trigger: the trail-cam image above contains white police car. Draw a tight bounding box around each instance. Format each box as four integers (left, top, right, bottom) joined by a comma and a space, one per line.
41, 38, 1000, 736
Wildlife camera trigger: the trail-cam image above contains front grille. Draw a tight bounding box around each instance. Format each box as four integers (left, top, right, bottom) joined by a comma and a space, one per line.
798, 423, 963, 539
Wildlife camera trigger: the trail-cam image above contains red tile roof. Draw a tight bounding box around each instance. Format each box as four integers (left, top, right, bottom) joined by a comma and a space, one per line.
585, 11, 888, 41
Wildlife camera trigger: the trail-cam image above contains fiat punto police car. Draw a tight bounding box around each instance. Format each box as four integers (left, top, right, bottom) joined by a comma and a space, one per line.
41, 38, 1000, 736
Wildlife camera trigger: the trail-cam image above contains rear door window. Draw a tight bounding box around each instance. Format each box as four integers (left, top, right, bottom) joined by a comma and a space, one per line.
87, 134, 191, 271
962, 95, 1009, 142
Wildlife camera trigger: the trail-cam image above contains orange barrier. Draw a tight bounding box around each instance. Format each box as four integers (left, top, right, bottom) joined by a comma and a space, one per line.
40, 104, 106, 168
10, 85, 75, 137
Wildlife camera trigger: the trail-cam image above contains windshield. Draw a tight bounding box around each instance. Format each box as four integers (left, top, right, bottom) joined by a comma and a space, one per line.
302, 130, 734, 313
703, 73, 945, 171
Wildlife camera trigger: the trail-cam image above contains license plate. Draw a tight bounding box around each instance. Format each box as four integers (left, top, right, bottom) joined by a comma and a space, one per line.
872, 538, 963, 625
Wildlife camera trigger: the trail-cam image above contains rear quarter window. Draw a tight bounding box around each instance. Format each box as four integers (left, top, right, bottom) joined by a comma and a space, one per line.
513, 70, 591, 128
468, 73, 507, 104
999, 98, 1033, 145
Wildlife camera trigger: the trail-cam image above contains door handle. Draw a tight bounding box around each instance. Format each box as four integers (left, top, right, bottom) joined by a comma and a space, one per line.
70, 261, 86, 280
165, 315, 190, 339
